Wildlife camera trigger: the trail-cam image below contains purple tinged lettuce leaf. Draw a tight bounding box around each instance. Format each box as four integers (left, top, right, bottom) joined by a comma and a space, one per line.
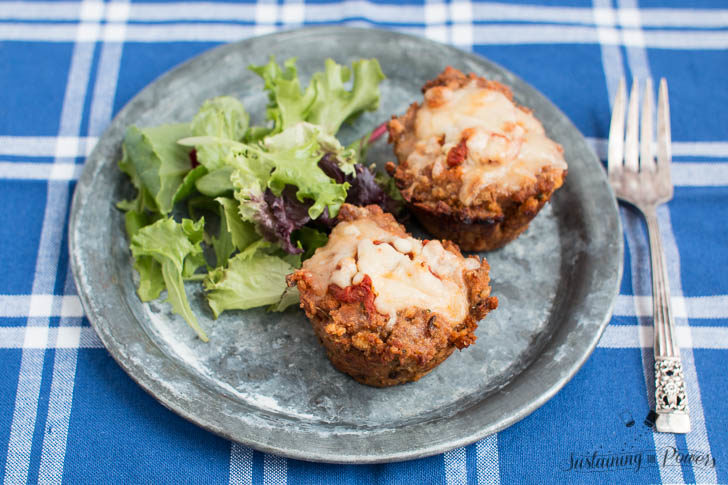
317, 153, 402, 216
317, 153, 347, 183
255, 186, 312, 254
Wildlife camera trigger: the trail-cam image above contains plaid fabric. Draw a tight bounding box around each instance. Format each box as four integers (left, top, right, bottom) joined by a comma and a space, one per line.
2, 0, 727, 483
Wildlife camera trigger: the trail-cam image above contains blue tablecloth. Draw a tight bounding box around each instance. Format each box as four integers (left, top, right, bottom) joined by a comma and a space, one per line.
2, 1, 727, 483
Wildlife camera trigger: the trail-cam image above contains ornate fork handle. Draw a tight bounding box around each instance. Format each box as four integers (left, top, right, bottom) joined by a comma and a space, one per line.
645, 206, 690, 431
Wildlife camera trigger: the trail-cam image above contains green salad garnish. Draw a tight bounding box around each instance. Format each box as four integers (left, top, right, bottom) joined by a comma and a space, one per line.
118, 57, 395, 341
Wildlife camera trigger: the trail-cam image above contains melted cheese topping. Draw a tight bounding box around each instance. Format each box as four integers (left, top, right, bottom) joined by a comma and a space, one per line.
409, 81, 567, 205
302, 218, 480, 329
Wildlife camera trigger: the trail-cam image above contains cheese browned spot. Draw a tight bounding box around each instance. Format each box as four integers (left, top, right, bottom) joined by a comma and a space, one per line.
408, 80, 568, 205
301, 218, 481, 330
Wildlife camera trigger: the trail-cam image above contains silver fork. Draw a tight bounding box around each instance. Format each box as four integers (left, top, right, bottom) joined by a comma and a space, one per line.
608, 78, 690, 434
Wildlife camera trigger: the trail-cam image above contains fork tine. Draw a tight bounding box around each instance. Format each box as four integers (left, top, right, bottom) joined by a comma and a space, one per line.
657, 78, 672, 176
640, 78, 655, 172
625, 80, 640, 172
608, 77, 626, 175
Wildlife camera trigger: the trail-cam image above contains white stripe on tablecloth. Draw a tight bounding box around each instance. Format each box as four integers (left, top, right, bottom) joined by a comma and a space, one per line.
4, 136, 727, 160
0, 163, 83, 181
424, 0, 447, 44
35, 271, 83, 484
5, 159, 728, 187
254, 0, 278, 36
467, 25, 728, 48
476, 434, 500, 485
87, 26, 126, 136
2, 324, 727, 350
659, 162, 728, 187
228, 443, 253, 485
505, 24, 728, 48
3, 21, 728, 48
614, 295, 728, 320
0, 328, 102, 349
449, 0, 474, 51
281, 0, 304, 28
671, 142, 728, 158
0, 2, 82, 20
36, 1, 129, 482
587, 138, 728, 160
1, 349, 46, 485
598, 325, 728, 349
36, 343, 78, 483
2, 2, 97, 481
2, 291, 727, 323
3, 2, 728, 28
593, 1, 624, 110
471, 4, 728, 27
262, 454, 287, 485
0, 295, 84, 318
619, 0, 651, 81
0, 136, 97, 157
444, 447, 468, 485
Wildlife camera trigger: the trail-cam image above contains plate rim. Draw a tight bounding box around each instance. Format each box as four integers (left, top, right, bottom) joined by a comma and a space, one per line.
69, 25, 624, 463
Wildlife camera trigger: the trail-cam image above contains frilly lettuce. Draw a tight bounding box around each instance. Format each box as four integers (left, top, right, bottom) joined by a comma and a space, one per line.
117, 56, 386, 341
130, 217, 209, 341
249, 57, 316, 135
203, 240, 300, 318
306, 58, 386, 135
119, 123, 192, 215
250, 57, 385, 135
191, 96, 249, 170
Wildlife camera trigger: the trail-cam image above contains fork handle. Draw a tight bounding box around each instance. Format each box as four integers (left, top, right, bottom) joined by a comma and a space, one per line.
645, 207, 690, 430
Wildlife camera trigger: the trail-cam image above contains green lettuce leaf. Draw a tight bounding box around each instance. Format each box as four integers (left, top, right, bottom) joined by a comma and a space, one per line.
203, 245, 299, 318
250, 57, 385, 136
134, 255, 166, 302
262, 124, 349, 219
117, 142, 158, 213
180, 218, 207, 278
118, 56, 387, 330
264, 121, 357, 175
184, 125, 353, 222
173, 164, 208, 203
130, 217, 209, 341
292, 226, 328, 260
191, 96, 249, 170
124, 209, 164, 301
121, 123, 192, 215
306, 58, 385, 135
194, 165, 235, 197
216, 197, 260, 251
269, 285, 300, 312
210, 197, 259, 267
249, 57, 316, 134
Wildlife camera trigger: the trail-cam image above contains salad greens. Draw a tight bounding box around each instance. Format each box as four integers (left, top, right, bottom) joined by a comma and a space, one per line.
118, 56, 395, 341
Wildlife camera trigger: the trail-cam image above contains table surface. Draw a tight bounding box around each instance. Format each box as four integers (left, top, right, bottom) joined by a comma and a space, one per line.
1, 1, 727, 484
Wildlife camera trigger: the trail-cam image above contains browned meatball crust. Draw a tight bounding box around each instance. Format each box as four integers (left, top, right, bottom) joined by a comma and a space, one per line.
287, 204, 498, 387
387, 67, 567, 251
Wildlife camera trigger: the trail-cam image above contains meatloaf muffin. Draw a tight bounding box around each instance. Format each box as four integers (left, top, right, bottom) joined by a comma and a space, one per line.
287, 204, 497, 387
387, 67, 568, 251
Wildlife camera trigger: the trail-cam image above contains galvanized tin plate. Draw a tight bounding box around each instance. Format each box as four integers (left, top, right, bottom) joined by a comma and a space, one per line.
69, 27, 622, 463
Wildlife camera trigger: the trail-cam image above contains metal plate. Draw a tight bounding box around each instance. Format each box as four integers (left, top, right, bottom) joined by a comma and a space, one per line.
69, 27, 623, 463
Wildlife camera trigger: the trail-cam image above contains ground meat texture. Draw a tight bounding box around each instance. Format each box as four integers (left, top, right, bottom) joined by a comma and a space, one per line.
387, 66, 568, 251
287, 204, 498, 387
